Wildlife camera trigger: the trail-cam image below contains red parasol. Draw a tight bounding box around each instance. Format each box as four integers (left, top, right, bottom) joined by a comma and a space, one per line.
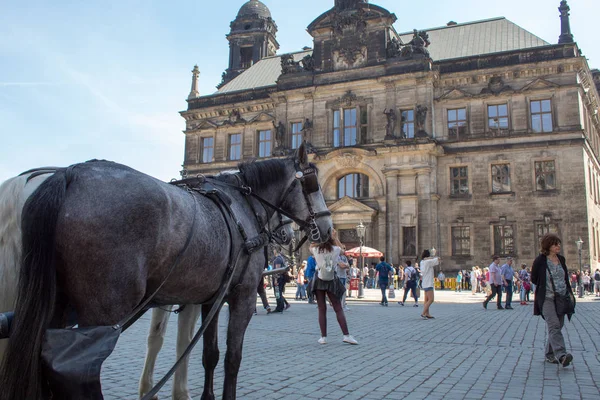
345, 246, 383, 258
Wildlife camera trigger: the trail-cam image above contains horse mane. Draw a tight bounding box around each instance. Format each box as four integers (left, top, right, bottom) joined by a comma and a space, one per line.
238, 158, 291, 188
238, 157, 319, 189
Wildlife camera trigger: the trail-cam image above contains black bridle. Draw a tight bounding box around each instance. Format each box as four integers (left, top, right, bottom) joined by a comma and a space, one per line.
236, 162, 331, 244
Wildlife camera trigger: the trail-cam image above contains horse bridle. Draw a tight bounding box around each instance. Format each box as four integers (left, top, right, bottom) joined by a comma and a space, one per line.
238, 162, 332, 244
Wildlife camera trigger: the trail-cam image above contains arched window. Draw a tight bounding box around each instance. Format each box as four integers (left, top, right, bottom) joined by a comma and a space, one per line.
338, 174, 369, 199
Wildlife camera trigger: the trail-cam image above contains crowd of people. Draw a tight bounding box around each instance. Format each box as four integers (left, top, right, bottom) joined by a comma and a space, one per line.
261, 233, 582, 368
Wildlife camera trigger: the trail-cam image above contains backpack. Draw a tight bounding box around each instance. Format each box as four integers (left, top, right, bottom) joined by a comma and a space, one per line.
318, 253, 336, 281
595, 272, 600, 281
409, 267, 418, 282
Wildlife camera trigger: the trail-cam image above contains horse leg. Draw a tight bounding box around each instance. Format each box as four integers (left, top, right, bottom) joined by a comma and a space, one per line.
173, 305, 201, 400
222, 286, 255, 400
200, 304, 220, 400
139, 307, 172, 400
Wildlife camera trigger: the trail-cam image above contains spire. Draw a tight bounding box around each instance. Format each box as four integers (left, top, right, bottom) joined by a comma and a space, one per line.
558, 1, 574, 44
188, 65, 200, 100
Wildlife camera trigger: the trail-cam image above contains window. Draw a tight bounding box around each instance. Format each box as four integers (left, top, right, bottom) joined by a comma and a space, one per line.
488, 104, 509, 130
201, 137, 214, 163
229, 134, 242, 161
338, 173, 369, 199
291, 122, 303, 150
403, 227, 416, 256
334, 109, 358, 147
494, 224, 515, 256
401, 109, 415, 138
258, 130, 272, 158
451, 226, 470, 256
535, 221, 559, 251
535, 161, 556, 191
447, 108, 467, 138
240, 47, 253, 69
491, 164, 511, 193
450, 166, 469, 196
531, 100, 553, 133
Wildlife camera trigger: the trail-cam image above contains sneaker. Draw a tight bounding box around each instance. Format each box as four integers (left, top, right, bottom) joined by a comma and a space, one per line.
505, 306, 514, 310
318, 337, 327, 345
379, 302, 385, 306
265, 307, 272, 314
559, 353, 573, 367
483, 302, 488, 310
545, 356, 559, 364
426, 315, 436, 319
343, 335, 358, 345
343, 306, 350, 312
413, 304, 419, 307
385, 302, 389, 307
398, 302, 404, 306
497, 306, 504, 310
285, 303, 291, 310
420, 314, 428, 320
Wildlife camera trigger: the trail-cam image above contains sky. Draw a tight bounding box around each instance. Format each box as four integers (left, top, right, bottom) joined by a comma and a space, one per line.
0, 0, 598, 183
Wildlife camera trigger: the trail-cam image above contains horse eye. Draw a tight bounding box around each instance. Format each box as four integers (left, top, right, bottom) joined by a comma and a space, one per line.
295, 171, 304, 179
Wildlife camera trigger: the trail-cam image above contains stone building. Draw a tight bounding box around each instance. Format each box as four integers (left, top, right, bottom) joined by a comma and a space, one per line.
181, 0, 600, 272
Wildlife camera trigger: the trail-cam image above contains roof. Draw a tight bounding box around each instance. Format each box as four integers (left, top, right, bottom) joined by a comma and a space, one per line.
398, 17, 549, 61
217, 50, 311, 94
237, 0, 271, 19
216, 17, 550, 95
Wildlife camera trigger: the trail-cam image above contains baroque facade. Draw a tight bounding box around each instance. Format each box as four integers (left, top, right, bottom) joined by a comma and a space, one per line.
181, 0, 600, 272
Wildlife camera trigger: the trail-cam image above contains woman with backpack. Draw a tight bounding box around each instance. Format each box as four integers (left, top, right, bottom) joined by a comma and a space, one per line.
309, 231, 358, 345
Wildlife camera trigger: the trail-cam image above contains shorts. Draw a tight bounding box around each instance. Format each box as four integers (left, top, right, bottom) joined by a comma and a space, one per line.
423, 287, 434, 292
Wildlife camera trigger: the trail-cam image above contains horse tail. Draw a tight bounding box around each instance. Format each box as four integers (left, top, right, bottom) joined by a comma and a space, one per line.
0, 173, 50, 365
0, 170, 67, 400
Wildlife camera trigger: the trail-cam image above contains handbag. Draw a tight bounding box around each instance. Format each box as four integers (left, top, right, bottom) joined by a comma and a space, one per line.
388, 285, 396, 299
545, 263, 575, 316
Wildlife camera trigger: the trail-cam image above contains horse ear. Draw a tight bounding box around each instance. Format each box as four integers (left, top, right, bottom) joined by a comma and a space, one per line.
297, 141, 308, 167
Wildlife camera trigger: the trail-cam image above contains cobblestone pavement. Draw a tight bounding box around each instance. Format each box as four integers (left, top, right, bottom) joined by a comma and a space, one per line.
102, 289, 600, 399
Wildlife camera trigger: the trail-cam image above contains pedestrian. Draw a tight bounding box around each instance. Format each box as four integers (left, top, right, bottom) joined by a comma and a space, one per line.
306, 255, 316, 304
295, 262, 307, 300
471, 266, 480, 295
399, 260, 419, 307
455, 271, 463, 292
419, 249, 440, 319
531, 233, 575, 367
336, 246, 350, 311
464, 269, 471, 291
309, 236, 358, 345
375, 256, 393, 306
348, 259, 358, 298
594, 269, 600, 296
368, 265, 375, 289
501, 257, 515, 309
483, 256, 504, 310
582, 271, 591, 295
397, 265, 405, 290
255, 273, 272, 315
272, 249, 291, 313
437, 270, 446, 290
518, 263, 531, 305
362, 264, 369, 289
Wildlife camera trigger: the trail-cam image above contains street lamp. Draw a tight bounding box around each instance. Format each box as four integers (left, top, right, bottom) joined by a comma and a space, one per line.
576, 237, 584, 298
356, 221, 366, 298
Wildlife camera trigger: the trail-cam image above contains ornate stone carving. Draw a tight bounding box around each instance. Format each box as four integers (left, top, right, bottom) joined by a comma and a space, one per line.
480, 76, 513, 95
415, 105, 428, 136
222, 109, 245, 125
341, 90, 358, 106
383, 108, 397, 139
273, 121, 286, 150
387, 30, 431, 60
281, 54, 302, 75
336, 153, 363, 168
301, 54, 315, 71
331, 8, 368, 67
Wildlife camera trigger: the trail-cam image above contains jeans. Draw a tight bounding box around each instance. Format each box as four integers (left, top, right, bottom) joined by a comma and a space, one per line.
307, 277, 315, 302
402, 281, 418, 303
504, 282, 513, 307
368, 278, 375, 288
379, 281, 388, 303
484, 284, 503, 308
295, 283, 306, 299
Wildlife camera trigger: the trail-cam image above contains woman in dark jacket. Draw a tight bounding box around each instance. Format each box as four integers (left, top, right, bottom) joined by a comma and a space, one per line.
531, 233, 576, 367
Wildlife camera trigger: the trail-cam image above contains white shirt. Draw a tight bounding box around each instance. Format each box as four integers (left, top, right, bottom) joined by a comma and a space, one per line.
310, 246, 341, 279
420, 257, 440, 289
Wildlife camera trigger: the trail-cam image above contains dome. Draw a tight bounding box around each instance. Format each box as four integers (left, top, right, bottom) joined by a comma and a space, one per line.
237, 0, 271, 19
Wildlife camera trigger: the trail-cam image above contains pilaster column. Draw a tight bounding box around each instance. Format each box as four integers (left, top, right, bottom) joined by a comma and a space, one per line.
416, 168, 433, 254
384, 169, 399, 263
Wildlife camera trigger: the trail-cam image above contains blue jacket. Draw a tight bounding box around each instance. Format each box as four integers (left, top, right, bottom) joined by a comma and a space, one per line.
305, 256, 316, 279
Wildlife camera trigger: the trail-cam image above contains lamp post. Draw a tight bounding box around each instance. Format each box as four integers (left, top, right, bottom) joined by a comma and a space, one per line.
576, 237, 584, 298
356, 221, 366, 299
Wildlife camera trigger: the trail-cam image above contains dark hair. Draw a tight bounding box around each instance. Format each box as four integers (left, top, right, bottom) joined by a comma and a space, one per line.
379, 256, 385, 262
406, 260, 412, 266
491, 255, 499, 260
421, 249, 431, 259
540, 233, 561, 256
310, 236, 334, 253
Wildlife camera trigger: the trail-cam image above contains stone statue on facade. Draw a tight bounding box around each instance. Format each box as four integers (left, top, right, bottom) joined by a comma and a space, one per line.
415, 105, 428, 137
274, 121, 286, 150
301, 118, 316, 153
301, 54, 315, 72
281, 54, 301, 74
383, 108, 397, 139
387, 29, 431, 60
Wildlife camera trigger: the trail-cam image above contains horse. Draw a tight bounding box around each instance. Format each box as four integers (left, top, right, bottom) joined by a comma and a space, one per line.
0, 171, 53, 365
0, 170, 295, 400
0, 142, 332, 400
138, 213, 295, 400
